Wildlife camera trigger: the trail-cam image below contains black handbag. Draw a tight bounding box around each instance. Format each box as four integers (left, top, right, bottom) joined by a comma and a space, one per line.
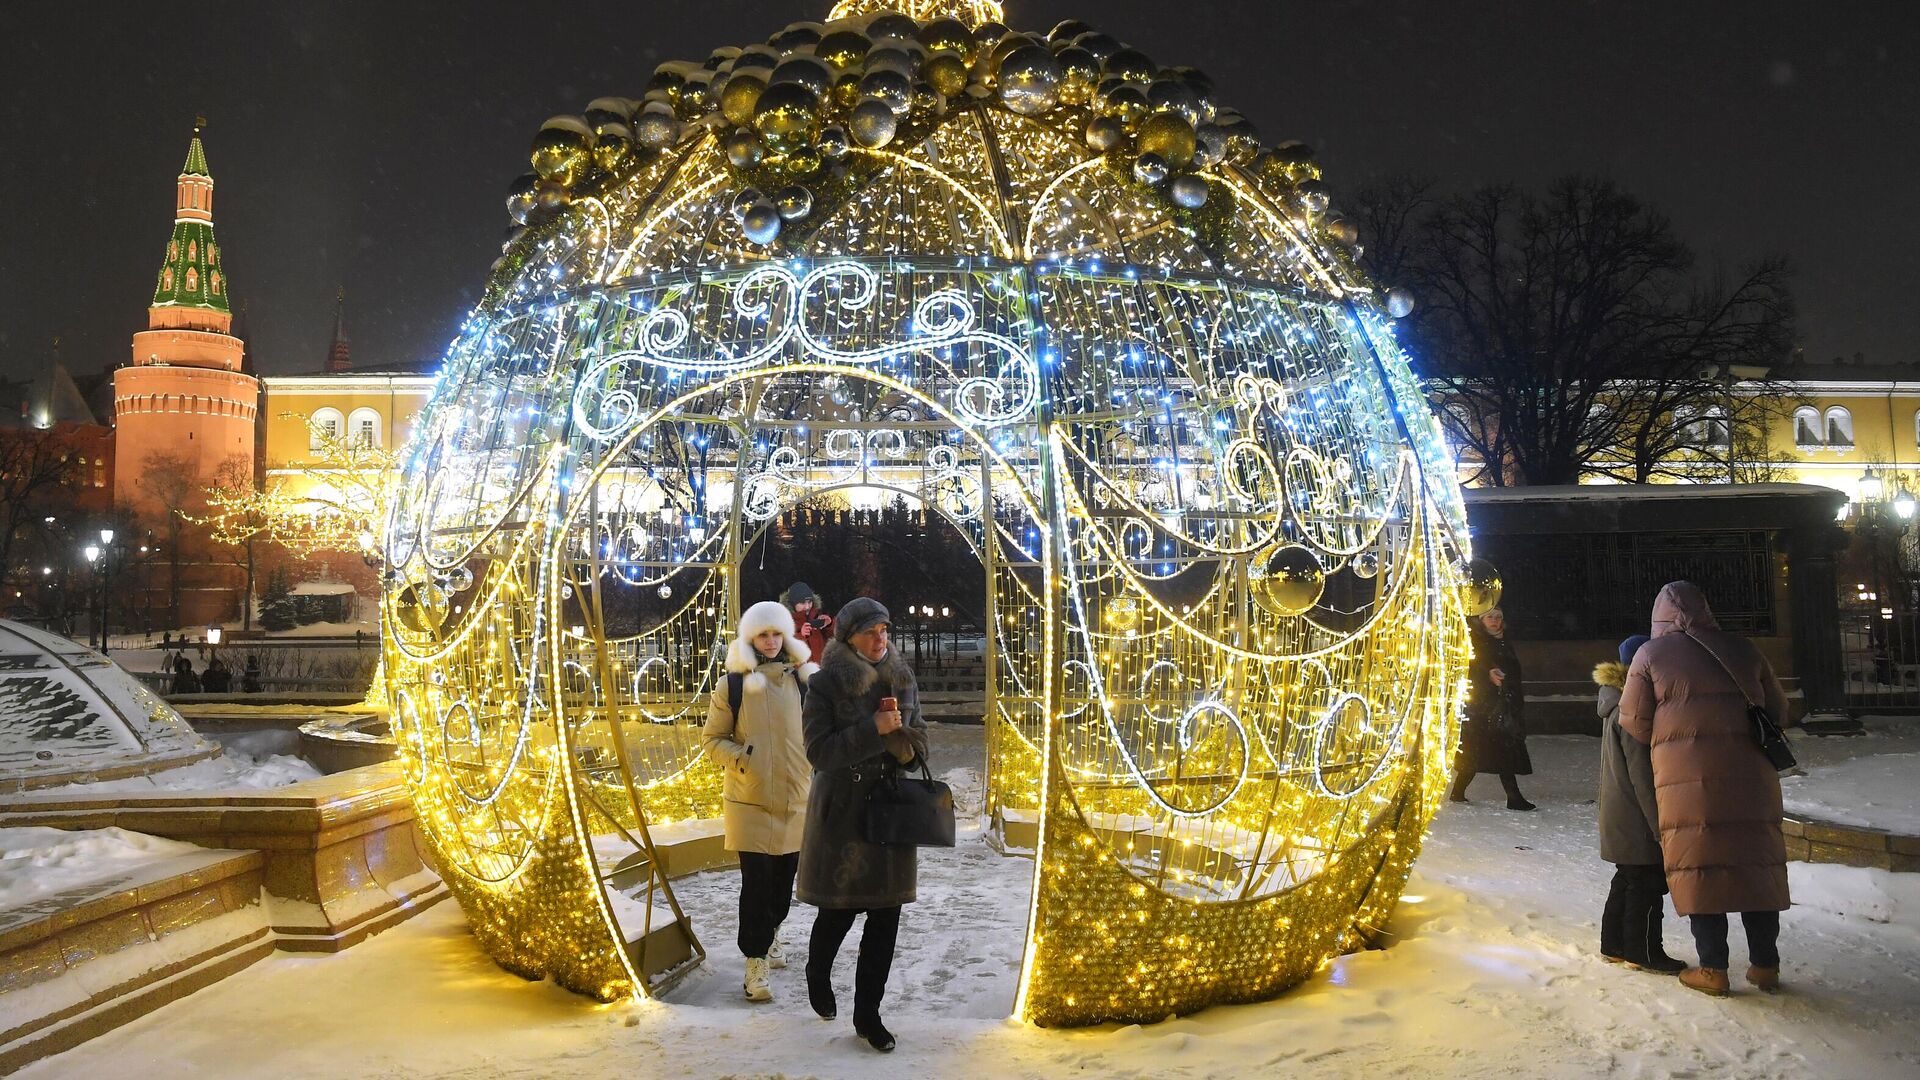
864, 759, 956, 848
1684, 632, 1798, 774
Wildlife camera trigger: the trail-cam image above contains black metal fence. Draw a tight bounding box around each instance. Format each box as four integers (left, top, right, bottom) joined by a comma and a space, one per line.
1474, 529, 1776, 640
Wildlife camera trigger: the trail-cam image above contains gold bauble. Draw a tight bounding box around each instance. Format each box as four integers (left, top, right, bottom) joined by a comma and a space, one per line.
753, 81, 820, 154
721, 73, 767, 127
1250, 545, 1326, 617
591, 132, 634, 172
1104, 596, 1142, 633
924, 52, 970, 97
529, 122, 590, 183
814, 29, 872, 73
1137, 111, 1197, 169
1458, 558, 1502, 617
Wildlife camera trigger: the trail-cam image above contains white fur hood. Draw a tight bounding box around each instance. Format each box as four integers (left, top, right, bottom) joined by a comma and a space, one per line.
724, 600, 819, 682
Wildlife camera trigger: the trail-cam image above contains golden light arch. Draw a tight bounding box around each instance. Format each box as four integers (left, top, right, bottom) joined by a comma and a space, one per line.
381, 0, 1473, 1025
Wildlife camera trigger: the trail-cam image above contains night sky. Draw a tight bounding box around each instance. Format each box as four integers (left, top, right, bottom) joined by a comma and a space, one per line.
6, 1, 1914, 388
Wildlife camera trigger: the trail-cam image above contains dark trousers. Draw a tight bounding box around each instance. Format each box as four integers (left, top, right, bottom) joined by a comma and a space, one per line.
1450, 770, 1524, 800
1689, 911, 1781, 970
809, 905, 902, 1021
1601, 863, 1668, 960
736, 851, 798, 959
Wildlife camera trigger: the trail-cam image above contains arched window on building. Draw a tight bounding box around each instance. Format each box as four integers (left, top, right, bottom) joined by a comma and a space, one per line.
1793, 406, 1822, 448
311, 407, 345, 451
1687, 405, 1732, 450
1825, 406, 1854, 449
348, 408, 382, 449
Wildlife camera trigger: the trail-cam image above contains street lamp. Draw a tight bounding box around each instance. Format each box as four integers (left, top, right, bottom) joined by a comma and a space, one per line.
83, 545, 102, 651
1860, 468, 1885, 502
1896, 486, 1917, 521
99, 528, 114, 546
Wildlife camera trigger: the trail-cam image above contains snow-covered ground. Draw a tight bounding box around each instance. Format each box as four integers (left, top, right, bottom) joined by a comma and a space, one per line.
1780, 718, 1920, 834
15, 728, 1920, 1079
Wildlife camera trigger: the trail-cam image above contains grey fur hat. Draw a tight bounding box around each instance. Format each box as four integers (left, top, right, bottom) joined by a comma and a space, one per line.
834, 597, 892, 642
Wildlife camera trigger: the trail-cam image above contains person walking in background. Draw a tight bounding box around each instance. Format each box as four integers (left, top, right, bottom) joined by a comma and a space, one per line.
798, 597, 927, 1053
782, 582, 836, 663
1619, 581, 1791, 997
1451, 607, 1536, 811
703, 601, 817, 1005
1595, 633, 1686, 974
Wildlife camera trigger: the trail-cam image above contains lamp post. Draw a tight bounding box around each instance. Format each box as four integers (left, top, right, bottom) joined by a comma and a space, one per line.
83, 544, 102, 652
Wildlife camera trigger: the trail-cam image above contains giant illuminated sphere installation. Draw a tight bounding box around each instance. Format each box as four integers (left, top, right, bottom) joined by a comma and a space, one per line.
382, 0, 1473, 1026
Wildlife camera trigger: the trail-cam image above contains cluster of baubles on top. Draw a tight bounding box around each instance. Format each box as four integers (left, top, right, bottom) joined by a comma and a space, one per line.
503, 8, 1358, 261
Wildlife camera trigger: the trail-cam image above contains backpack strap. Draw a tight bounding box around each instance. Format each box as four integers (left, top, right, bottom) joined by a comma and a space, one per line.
727, 672, 744, 719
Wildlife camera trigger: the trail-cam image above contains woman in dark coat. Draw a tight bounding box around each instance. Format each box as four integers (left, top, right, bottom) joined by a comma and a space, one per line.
1450, 607, 1535, 810
798, 597, 927, 1053
1595, 634, 1685, 974
1619, 581, 1790, 997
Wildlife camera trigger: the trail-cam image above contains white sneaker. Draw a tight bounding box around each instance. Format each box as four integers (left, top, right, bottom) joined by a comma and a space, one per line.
744, 956, 772, 1002
767, 937, 788, 969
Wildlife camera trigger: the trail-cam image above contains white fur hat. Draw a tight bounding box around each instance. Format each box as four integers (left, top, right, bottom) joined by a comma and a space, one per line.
725, 600, 816, 678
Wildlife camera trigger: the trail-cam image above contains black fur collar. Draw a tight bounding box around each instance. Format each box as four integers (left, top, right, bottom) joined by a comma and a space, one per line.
818, 638, 913, 696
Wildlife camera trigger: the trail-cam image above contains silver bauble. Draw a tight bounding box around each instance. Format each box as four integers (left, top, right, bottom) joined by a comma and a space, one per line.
730, 187, 766, 221
1352, 550, 1381, 580
1250, 545, 1327, 617
657, 584, 673, 600
1085, 115, 1125, 152
1457, 558, 1501, 617
774, 184, 813, 220
865, 45, 918, 78
1169, 174, 1209, 208
1148, 80, 1203, 125
1134, 152, 1169, 185
1297, 178, 1331, 213
1193, 123, 1227, 167
741, 201, 782, 245
1386, 288, 1417, 319
725, 129, 766, 168
849, 98, 899, 147
769, 56, 833, 96
817, 124, 851, 159
858, 68, 913, 115
997, 43, 1062, 116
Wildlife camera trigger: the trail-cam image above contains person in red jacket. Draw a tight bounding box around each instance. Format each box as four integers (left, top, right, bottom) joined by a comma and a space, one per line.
782, 582, 835, 662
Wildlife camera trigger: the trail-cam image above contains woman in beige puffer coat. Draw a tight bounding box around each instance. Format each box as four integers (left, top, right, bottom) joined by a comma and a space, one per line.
1618, 581, 1790, 997
703, 600, 818, 1003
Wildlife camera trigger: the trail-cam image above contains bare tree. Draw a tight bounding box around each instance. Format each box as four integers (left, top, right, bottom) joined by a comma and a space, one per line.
197, 455, 268, 630
137, 452, 202, 629
1351, 175, 1795, 486
0, 428, 79, 597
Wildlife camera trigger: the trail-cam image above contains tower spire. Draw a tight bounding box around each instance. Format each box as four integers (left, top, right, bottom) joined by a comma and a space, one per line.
149, 117, 231, 332
326, 287, 352, 373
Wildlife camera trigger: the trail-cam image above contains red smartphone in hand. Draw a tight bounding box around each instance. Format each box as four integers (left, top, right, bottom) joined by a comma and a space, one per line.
879, 696, 898, 712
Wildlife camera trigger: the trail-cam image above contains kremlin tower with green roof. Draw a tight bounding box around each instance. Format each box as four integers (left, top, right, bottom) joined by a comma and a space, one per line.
114, 120, 260, 625
148, 129, 232, 324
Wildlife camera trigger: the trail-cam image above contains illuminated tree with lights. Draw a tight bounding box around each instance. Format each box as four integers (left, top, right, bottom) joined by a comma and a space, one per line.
381, 0, 1480, 1024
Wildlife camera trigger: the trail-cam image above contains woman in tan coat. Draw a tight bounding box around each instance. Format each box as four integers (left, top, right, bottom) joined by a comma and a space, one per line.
1618, 581, 1790, 997
703, 600, 818, 1003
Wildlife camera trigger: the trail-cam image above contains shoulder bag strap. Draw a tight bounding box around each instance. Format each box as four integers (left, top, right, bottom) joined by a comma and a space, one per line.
1681, 631, 1756, 707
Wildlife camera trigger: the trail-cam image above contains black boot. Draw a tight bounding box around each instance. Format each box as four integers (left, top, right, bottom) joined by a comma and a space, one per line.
1600, 877, 1628, 962
853, 1014, 896, 1052
1637, 906, 1687, 975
